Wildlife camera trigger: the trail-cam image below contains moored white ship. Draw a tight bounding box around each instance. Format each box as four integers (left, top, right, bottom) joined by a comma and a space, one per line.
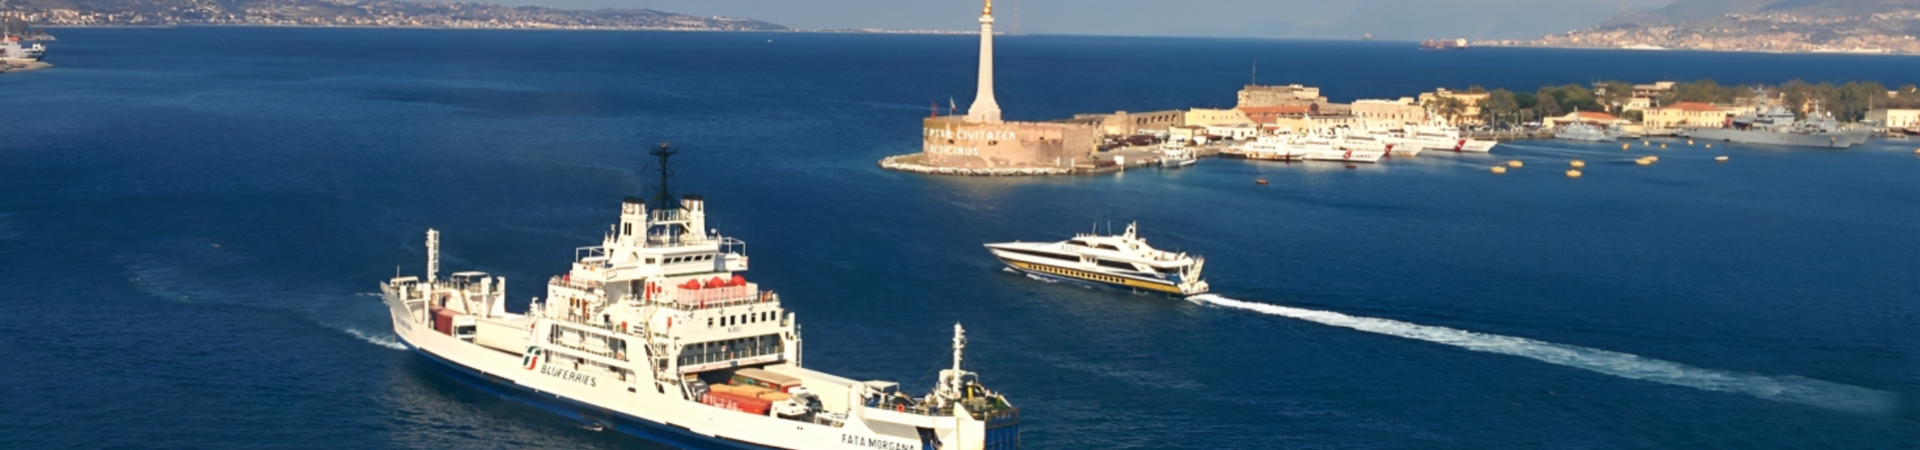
1, 35, 46, 63
985, 222, 1207, 296
382, 144, 1019, 450
1399, 116, 1497, 152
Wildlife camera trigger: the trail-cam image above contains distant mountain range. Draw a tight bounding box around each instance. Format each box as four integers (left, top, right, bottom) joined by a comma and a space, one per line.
0, 0, 789, 31
1481, 0, 1920, 54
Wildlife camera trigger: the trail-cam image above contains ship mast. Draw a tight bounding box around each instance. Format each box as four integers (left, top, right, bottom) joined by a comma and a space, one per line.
649, 142, 684, 244
650, 142, 680, 213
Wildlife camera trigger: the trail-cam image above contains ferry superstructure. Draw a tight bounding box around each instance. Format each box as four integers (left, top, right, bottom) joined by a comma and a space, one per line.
381, 145, 1019, 450
985, 222, 1208, 296
1, 35, 46, 63
1554, 121, 1616, 142
1398, 116, 1497, 152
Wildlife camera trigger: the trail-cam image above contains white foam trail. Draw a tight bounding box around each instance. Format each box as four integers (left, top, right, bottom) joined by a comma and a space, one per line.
345, 328, 407, 351
1192, 294, 1896, 415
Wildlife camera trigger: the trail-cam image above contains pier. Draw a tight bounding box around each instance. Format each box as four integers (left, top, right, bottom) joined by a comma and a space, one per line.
879, 143, 1225, 176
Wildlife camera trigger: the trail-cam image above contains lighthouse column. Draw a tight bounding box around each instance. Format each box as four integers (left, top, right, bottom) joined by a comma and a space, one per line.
966, 0, 1002, 124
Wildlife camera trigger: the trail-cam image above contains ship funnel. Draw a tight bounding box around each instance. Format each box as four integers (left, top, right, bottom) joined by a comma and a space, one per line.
619, 197, 646, 243
681, 194, 704, 213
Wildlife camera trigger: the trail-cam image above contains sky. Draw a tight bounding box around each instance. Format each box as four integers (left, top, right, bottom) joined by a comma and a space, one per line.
493, 0, 1679, 40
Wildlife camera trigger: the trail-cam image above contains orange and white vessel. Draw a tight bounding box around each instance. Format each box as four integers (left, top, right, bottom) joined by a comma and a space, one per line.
380, 144, 1019, 450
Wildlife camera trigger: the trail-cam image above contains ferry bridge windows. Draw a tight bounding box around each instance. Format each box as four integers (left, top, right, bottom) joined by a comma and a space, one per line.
622, 223, 633, 236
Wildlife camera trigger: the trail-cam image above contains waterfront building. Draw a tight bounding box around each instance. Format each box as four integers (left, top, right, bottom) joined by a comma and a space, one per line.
1067, 110, 1183, 136
1350, 98, 1428, 125
1183, 108, 1255, 128
1269, 114, 1365, 135
1865, 109, 1920, 129
1204, 123, 1260, 140
1237, 105, 1314, 128
1416, 88, 1489, 125
1236, 84, 1327, 108
1644, 102, 1731, 129
917, 0, 1096, 169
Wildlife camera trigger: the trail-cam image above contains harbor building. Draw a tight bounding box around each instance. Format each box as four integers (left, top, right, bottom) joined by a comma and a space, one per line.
1865, 109, 1920, 129
1183, 108, 1254, 128
1644, 102, 1731, 129
1067, 110, 1183, 136
916, 0, 1096, 169
1237, 84, 1327, 108
1350, 98, 1429, 125
1417, 88, 1489, 125
1238, 105, 1314, 127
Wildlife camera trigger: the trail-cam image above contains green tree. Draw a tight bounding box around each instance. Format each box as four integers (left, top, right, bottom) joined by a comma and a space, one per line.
1535, 93, 1563, 117
1480, 89, 1520, 125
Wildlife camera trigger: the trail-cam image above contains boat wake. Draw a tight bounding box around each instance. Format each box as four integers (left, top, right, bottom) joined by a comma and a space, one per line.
1190, 294, 1896, 415
345, 327, 407, 351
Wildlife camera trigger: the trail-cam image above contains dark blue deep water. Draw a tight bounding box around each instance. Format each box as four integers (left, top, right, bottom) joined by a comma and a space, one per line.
3, 28, 1918, 449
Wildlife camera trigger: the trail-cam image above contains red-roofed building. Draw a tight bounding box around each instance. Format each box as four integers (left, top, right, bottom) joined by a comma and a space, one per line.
1645, 102, 1730, 129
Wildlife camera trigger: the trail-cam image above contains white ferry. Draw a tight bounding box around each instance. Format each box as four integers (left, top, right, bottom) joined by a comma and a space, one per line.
1157, 142, 1197, 168
984, 222, 1208, 296
1, 35, 46, 63
381, 145, 1019, 450
1398, 116, 1497, 152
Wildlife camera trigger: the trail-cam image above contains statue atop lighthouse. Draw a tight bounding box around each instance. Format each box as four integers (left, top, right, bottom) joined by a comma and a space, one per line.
966, 0, 1002, 124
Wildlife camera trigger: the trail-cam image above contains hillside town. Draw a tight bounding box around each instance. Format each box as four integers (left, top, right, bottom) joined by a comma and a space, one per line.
1045, 80, 1920, 148
0, 0, 787, 31
1481, 9, 1920, 54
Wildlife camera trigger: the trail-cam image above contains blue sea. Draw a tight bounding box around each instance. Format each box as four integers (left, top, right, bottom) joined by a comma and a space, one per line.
3, 27, 1917, 449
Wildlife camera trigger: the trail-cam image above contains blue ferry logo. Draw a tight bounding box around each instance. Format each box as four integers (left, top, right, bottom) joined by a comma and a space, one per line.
522, 347, 544, 370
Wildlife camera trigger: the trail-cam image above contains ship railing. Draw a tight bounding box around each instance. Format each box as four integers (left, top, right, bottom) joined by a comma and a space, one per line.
867, 398, 954, 417
547, 276, 603, 292
664, 284, 773, 310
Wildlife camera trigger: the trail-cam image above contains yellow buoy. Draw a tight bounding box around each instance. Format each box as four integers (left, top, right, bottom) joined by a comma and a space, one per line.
1491, 166, 1507, 174
1688, 139, 1695, 146
1566, 169, 1582, 178
1715, 156, 1729, 162
1507, 160, 1524, 168
1642, 140, 1650, 146
1660, 143, 1668, 149
1621, 143, 1630, 151
1705, 144, 1712, 149
1570, 160, 1585, 168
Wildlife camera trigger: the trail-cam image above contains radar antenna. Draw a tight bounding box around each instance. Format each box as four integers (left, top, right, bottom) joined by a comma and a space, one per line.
649, 142, 681, 213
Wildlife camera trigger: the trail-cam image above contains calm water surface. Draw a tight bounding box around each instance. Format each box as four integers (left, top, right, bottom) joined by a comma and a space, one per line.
2, 28, 1917, 449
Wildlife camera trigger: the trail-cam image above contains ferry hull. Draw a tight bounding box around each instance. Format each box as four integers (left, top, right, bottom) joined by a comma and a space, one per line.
1684, 128, 1855, 148
400, 338, 769, 450
383, 292, 965, 450
994, 257, 1189, 295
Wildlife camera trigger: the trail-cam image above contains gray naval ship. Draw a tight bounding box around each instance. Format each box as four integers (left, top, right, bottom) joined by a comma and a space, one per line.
1682, 98, 1871, 149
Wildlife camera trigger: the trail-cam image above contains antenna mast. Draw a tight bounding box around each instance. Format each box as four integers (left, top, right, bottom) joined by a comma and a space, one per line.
649, 142, 681, 213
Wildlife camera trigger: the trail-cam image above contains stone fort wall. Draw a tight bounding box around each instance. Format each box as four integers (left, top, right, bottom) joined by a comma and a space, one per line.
921, 117, 1097, 168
